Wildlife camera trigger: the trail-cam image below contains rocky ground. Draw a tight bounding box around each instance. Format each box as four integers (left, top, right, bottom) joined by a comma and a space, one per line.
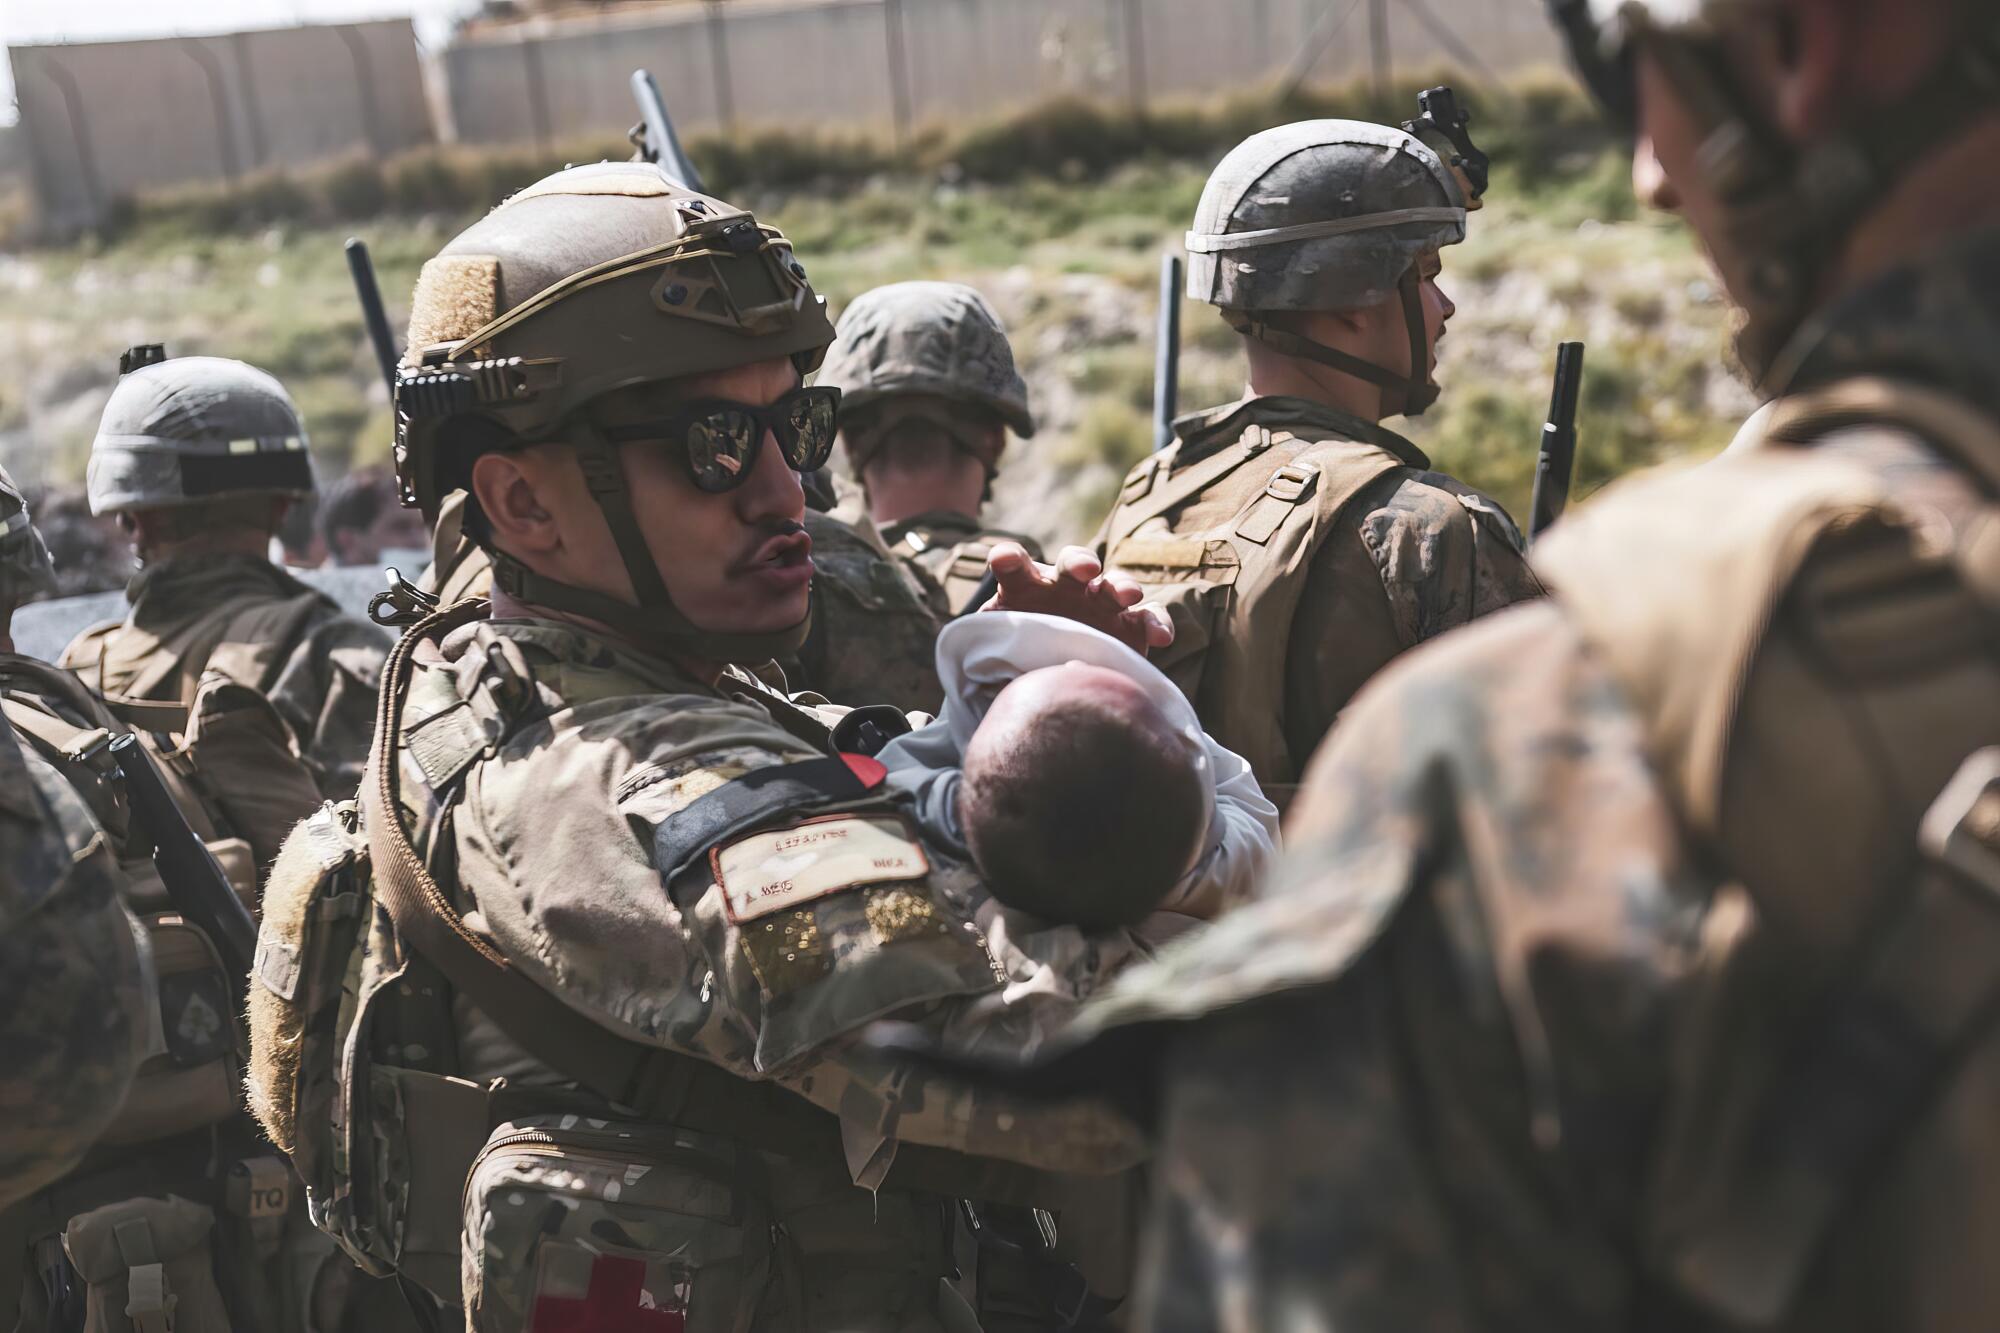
0, 148, 1756, 554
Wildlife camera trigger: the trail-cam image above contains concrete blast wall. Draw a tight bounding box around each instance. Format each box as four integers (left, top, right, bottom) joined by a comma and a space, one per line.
11, 19, 432, 234
440, 0, 1563, 146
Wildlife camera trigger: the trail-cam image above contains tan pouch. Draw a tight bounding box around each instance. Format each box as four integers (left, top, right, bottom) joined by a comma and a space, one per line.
63, 1196, 231, 1333
98, 919, 240, 1147
462, 1115, 781, 1333
182, 676, 324, 872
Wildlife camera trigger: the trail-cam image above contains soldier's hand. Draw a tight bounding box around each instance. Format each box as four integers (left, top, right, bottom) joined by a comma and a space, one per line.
984, 543, 1173, 654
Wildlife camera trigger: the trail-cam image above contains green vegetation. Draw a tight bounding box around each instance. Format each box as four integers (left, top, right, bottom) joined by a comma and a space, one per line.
1, 77, 1752, 543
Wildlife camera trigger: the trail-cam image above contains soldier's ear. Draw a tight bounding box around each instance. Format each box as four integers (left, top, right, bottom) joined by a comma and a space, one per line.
470, 451, 559, 556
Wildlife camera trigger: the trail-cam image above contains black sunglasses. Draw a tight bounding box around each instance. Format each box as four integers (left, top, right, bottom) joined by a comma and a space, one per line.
601, 385, 841, 493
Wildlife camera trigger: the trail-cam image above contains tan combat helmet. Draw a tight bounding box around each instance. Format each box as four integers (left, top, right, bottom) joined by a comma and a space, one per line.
1188, 120, 1471, 416
86, 349, 314, 515
393, 160, 835, 662
0, 462, 57, 611
1549, 0, 2000, 383
816, 281, 1034, 483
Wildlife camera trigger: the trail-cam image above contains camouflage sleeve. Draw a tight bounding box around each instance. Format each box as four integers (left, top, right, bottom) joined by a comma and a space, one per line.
0, 726, 149, 1210
1283, 472, 1545, 760
266, 611, 392, 800
1126, 602, 1704, 1330
453, 691, 831, 1069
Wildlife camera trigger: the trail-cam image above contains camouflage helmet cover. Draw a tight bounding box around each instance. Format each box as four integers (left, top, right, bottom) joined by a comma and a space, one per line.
1186, 119, 1467, 314
0, 462, 57, 608
86, 357, 313, 515
394, 161, 835, 517
816, 281, 1035, 438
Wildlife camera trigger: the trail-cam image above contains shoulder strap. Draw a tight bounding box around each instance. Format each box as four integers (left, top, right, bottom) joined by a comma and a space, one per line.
1104, 427, 1283, 554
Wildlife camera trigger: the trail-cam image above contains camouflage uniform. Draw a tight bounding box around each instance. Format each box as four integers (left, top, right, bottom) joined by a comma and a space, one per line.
1096, 123, 1541, 791
0, 723, 150, 1214
1015, 16, 2000, 1330
60, 355, 390, 799
246, 164, 1151, 1332
779, 507, 948, 713
818, 281, 1046, 613
0, 466, 147, 1214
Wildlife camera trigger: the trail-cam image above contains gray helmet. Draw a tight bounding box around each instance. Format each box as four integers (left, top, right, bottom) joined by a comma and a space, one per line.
86, 353, 313, 515
0, 462, 57, 609
817, 282, 1034, 437
1188, 120, 1467, 415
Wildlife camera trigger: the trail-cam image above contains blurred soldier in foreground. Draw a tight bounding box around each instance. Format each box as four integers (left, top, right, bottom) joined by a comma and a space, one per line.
819, 281, 1047, 611
247, 161, 1183, 1332
1095, 119, 1541, 797
0, 466, 148, 1214
1005, 0, 2000, 1327
60, 350, 391, 797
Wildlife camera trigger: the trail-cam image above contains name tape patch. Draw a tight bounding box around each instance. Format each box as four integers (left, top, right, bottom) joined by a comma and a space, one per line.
712, 813, 930, 923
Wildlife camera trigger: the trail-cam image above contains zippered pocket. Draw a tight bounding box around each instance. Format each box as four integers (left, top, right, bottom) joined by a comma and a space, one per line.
462, 1115, 786, 1333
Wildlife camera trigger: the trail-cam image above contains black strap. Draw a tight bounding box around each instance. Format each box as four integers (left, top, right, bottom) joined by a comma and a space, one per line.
652, 755, 874, 884
1222, 266, 1437, 415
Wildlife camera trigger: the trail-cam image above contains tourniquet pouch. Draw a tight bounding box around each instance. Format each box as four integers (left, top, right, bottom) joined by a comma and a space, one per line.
62, 1196, 229, 1333
461, 1115, 783, 1333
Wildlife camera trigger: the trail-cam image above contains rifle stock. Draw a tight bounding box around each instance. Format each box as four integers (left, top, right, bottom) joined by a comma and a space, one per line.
109, 734, 258, 998
1529, 341, 1585, 541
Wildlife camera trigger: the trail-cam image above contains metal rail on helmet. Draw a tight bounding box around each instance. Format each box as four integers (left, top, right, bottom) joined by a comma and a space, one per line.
630, 68, 706, 194
1403, 85, 1490, 203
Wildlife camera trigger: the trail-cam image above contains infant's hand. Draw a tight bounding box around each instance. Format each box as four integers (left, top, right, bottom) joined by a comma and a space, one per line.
983, 543, 1173, 655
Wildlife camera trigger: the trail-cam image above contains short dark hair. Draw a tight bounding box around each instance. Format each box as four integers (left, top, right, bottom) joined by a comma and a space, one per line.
959, 690, 1205, 929
318, 466, 396, 548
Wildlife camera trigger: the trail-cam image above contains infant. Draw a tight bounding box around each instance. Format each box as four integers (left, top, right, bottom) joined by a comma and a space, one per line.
878, 611, 1277, 931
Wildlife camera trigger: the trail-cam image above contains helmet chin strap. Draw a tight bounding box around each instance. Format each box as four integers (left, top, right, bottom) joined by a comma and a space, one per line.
488, 420, 812, 665
1226, 266, 1439, 418
1642, 11, 2000, 386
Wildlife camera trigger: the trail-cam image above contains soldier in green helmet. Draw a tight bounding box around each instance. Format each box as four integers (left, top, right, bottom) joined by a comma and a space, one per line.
247, 159, 1190, 1332
818, 281, 1048, 613
956, 1, 2000, 1328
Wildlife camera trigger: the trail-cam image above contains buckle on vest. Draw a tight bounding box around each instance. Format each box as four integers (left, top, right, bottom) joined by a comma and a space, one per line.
1264, 462, 1318, 503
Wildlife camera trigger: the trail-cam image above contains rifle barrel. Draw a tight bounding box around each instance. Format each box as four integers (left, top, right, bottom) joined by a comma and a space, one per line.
1529, 341, 1585, 540
1153, 253, 1183, 453
630, 69, 705, 193
344, 238, 400, 394
109, 734, 258, 987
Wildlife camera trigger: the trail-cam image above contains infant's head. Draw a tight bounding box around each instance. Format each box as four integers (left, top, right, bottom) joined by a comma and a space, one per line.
958, 661, 1207, 929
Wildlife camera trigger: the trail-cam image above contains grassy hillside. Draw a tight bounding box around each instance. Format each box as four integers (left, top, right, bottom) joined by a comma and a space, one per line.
0, 82, 1753, 547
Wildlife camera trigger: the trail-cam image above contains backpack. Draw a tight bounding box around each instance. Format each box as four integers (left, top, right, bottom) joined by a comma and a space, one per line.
1535, 377, 2000, 1329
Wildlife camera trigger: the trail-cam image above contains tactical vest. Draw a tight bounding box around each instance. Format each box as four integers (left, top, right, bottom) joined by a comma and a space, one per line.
1534, 377, 2000, 1331
0, 657, 334, 1333
249, 601, 1102, 1330
885, 515, 1042, 616
62, 577, 331, 725
1098, 422, 1405, 787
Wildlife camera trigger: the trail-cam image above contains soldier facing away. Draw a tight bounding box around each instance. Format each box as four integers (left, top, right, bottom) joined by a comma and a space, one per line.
60, 351, 391, 798
817, 281, 1049, 612
1095, 118, 1543, 797
993, 1, 2000, 1329
245, 160, 1204, 1332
